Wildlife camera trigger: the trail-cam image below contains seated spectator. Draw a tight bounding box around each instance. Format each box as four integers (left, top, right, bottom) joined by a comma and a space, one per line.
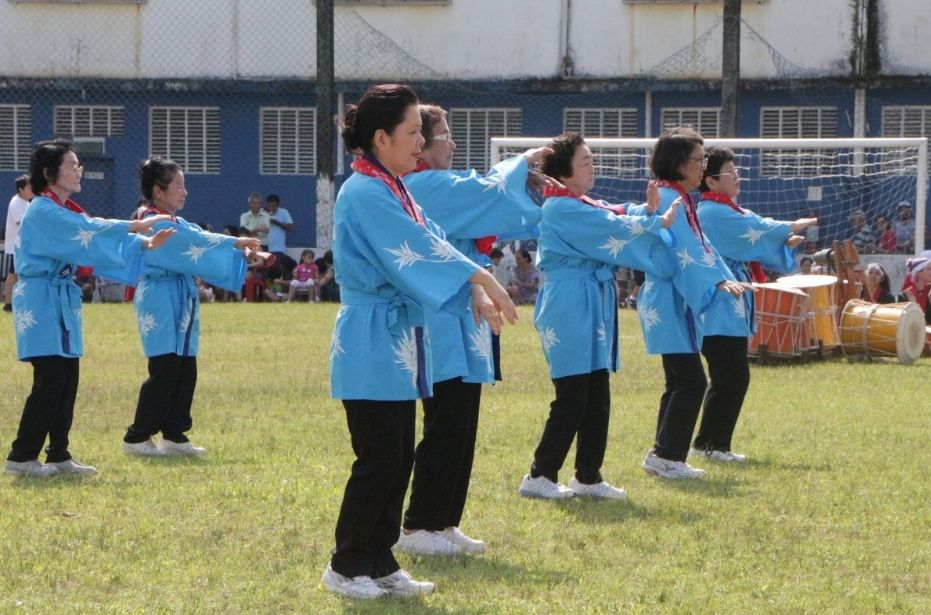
849, 210, 876, 254
315, 249, 340, 302
876, 215, 896, 253
196, 278, 215, 303
263, 276, 288, 302
902, 252, 931, 324
894, 202, 915, 254
861, 262, 895, 304
506, 248, 539, 305
244, 250, 276, 302
74, 266, 95, 302
288, 249, 317, 302
799, 256, 814, 275
490, 247, 513, 288
222, 224, 240, 236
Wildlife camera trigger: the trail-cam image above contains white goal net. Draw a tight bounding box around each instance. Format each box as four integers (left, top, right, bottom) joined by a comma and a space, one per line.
491, 137, 928, 257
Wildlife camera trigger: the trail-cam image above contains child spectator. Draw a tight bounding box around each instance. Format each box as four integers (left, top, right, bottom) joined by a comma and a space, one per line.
876, 215, 896, 253
288, 249, 317, 302
316, 249, 340, 302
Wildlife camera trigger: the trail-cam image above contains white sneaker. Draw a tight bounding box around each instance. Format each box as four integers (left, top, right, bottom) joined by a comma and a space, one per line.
123, 439, 163, 456
3, 459, 59, 477
321, 564, 384, 600
518, 474, 575, 500
642, 451, 706, 480
567, 477, 627, 500
157, 439, 206, 457
438, 527, 486, 554
690, 447, 747, 463
395, 529, 463, 556
47, 458, 97, 475
374, 569, 435, 596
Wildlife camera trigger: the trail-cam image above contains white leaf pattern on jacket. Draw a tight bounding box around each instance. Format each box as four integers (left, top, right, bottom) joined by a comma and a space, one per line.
392, 328, 419, 386
540, 327, 560, 352
13, 308, 37, 334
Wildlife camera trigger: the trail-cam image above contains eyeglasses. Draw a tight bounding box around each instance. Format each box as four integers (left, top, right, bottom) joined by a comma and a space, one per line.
713, 170, 740, 180
67, 163, 84, 174
429, 132, 453, 143
688, 156, 707, 169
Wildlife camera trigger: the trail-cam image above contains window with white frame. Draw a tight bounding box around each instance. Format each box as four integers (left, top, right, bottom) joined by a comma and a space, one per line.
260, 107, 316, 175
54, 105, 125, 138
0, 105, 31, 172
760, 106, 838, 177
149, 107, 220, 174
882, 106, 931, 173
564, 107, 640, 178
449, 108, 522, 172
661, 107, 721, 138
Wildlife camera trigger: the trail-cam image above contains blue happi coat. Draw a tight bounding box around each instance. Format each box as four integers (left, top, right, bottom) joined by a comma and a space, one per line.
134, 215, 247, 357
636, 186, 735, 355
405, 155, 541, 383
12, 195, 144, 361
697, 199, 797, 337
534, 195, 677, 379
330, 172, 480, 401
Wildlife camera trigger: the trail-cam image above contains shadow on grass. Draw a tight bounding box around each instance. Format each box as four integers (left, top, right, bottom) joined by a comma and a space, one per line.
744, 457, 832, 472
648, 474, 745, 495
328, 557, 570, 615
398, 553, 570, 588
336, 596, 493, 615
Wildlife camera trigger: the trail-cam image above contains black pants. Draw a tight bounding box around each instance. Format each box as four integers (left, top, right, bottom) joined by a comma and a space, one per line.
654, 353, 707, 462
694, 335, 750, 452
530, 370, 610, 484
8, 356, 79, 463
331, 400, 415, 579
404, 378, 481, 531
124, 354, 197, 444
491, 332, 502, 381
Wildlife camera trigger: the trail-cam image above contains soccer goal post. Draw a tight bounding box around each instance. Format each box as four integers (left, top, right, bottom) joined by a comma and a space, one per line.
491, 137, 928, 256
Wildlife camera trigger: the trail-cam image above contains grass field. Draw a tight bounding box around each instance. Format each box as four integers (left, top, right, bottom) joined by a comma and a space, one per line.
1, 303, 929, 614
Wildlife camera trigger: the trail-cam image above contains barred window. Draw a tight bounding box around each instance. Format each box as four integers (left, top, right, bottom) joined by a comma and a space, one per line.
661, 107, 721, 138
760, 106, 838, 177
565, 107, 639, 178
0, 105, 31, 172
882, 106, 931, 174
54, 105, 125, 138
260, 108, 316, 175
149, 107, 220, 174
449, 108, 522, 173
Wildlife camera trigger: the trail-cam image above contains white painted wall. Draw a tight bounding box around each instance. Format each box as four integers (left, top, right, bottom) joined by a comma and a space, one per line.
880, 1, 931, 76
0, 0, 928, 81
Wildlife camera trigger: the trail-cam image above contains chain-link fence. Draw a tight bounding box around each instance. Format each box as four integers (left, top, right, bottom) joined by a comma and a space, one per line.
1, 2, 928, 256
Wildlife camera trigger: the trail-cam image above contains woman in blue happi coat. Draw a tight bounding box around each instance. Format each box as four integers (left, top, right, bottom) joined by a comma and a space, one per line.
519, 132, 680, 501
396, 104, 548, 557
322, 84, 516, 600
693, 147, 815, 462
122, 157, 261, 458
4, 140, 173, 478
637, 128, 745, 480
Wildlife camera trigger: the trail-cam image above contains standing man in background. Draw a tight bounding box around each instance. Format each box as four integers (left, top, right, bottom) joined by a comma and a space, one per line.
265, 193, 296, 276
4, 175, 33, 312
240, 192, 270, 250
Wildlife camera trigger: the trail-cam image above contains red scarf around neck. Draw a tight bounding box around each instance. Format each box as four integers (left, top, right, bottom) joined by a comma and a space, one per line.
542, 185, 627, 215
41, 188, 86, 215
657, 180, 709, 253
408, 158, 496, 255
902, 276, 929, 311
41, 189, 93, 277
352, 154, 426, 227
700, 191, 768, 283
